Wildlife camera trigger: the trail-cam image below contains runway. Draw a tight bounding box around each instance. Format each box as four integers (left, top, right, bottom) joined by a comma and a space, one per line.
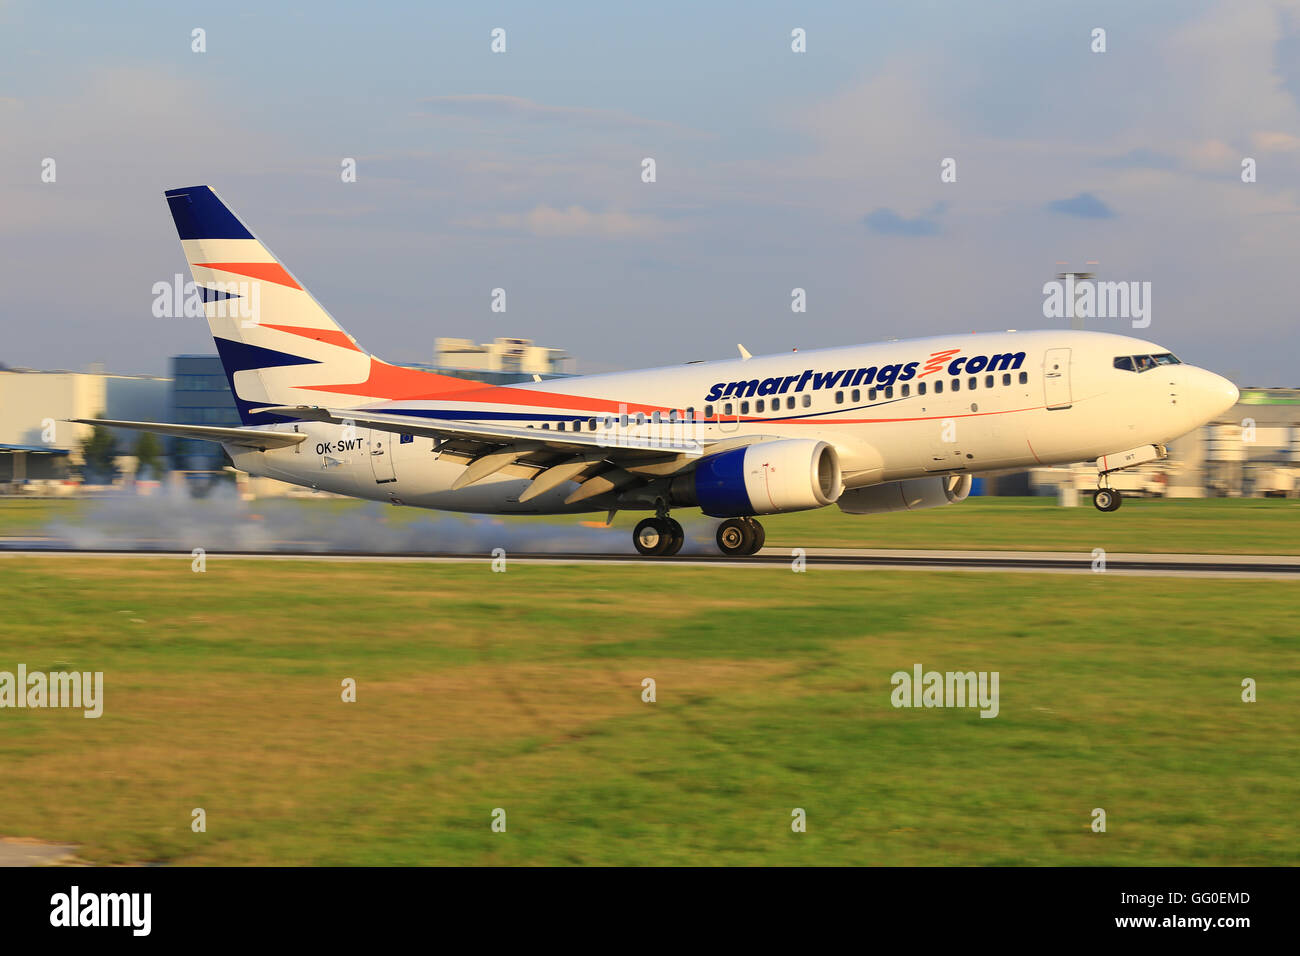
2, 545, 1298, 578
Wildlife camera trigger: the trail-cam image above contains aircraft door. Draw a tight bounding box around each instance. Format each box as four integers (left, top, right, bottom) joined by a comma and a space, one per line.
1043, 348, 1072, 410
368, 428, 397, 483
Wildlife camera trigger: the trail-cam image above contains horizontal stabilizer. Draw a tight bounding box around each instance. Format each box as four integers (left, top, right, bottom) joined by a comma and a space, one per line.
67, 418, 307, 450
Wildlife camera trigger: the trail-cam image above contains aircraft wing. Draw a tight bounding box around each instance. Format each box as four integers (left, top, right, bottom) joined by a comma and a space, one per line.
252, 405, 706, 456
253, 404, 771, 504
67, 418, 307, 450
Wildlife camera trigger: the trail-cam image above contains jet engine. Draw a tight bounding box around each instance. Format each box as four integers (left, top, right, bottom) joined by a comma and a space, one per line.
836, 474, 972, 514
675, 439, 843, 517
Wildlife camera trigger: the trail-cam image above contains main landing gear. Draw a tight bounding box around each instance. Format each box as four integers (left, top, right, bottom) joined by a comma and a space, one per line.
715, 517, 765, 557
1092, 487, 1122, 512
631, 511, 767, 557
633, 515, 685, 556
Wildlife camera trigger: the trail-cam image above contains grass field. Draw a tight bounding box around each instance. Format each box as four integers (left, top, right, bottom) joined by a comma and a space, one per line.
3, 495, 1300, 554
1, 557, 1296, 865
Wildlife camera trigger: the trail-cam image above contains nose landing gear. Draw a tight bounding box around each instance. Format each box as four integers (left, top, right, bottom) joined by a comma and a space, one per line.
715, 516, 765, 556
1092, 487, 1122, 512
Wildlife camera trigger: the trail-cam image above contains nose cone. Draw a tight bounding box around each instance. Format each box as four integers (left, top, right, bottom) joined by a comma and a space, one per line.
1213, 375, 1240, 416
1184, 367, 1240, 420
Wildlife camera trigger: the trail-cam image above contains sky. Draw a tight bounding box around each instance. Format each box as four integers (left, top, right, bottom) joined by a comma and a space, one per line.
1, 0, 1298, 384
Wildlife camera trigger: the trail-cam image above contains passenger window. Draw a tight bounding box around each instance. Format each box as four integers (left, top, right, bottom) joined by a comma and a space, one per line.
868, 389, 877, 401
934, 380, 943, 394
801, 394, 811, 408
559, 421, 567, 431
588, 418, 596, 430
704, 405, 713, 419
740, 401, 749, 415
723, 403, 733, 416
968, 376, 977, 390
918, 381, 927, 396
835, 391, 844, 405
636, 413, 646, 425
651, 411, 660, 424
901, 384, 909, 397
1002, 374, 1010, 386
542, 423, 550, 430
1114, 356, 1135, 372
885, 386, 894, 399
985, 375, 993, 389
851, 389, 860, 402
755, 399, 764, 413
620, 414, 629, 427
786, 396, 796, 409
1018, 372, 1028, 385
952, 379, 960, 392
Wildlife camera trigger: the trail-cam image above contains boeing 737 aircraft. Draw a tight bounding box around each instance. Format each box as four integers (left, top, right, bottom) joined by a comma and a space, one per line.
77, 186, 1241, 556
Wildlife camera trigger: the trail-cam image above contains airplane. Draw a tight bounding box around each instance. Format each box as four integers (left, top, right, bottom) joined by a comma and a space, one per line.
76, 185, 1241, 557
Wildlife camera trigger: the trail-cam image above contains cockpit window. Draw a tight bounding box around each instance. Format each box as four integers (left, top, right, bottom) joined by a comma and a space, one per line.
1115, 352, 1182, 373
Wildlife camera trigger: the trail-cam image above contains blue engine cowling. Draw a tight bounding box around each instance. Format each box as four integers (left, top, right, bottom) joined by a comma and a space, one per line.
693, 439, 842, 517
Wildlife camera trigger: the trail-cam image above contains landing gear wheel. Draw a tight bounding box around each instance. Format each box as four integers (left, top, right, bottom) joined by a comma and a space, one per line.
716, 518, 756, 556
1093, 488, 1122, 512
661, 518, 685, 556
744, 517, 766, 554
634, 517, 674, 556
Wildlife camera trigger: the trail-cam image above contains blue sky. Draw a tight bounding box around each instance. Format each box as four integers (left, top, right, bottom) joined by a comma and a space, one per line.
1, 0, 1297, 384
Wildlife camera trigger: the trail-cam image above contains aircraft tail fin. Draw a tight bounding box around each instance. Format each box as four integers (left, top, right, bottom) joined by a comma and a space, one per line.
164, 185, 463, 423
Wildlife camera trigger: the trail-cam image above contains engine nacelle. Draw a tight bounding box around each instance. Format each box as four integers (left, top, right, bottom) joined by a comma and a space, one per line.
687, 439, 843, 517
836, 474, 972, 515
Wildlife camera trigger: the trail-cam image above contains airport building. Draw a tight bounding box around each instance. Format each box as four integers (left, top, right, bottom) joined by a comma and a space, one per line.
169, 354, 241, 472
429, 337, 572, 384
0, 367, 171, 485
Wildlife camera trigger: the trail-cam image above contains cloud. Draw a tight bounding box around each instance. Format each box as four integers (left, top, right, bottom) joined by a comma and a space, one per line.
418, 94, 691, 133
1046, 192, 1114, 219
862, 203, 946, 237
1250, 130, 1300, 152
1097, 148, 1178, 170
473, 204, 679, 239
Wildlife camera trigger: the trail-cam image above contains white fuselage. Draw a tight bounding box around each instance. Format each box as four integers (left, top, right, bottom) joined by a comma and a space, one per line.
226, 329, 1239, 514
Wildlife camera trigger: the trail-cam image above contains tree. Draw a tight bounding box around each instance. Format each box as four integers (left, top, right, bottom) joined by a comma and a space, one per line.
133, 431, 164, 480
79, 422, 120, 484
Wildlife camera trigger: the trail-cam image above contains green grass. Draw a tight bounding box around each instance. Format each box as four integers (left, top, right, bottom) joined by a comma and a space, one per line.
0, 557, 1296, 865
4, 495, 1298, 554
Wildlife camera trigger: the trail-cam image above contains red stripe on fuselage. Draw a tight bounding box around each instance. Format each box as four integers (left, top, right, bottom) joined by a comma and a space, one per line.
297, 358, 675, 414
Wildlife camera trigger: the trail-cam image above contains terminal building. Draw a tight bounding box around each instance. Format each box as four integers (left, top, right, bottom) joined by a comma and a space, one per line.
168, 355, 241, 472
0, 367, 171, 484
427, 337, 572, 384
